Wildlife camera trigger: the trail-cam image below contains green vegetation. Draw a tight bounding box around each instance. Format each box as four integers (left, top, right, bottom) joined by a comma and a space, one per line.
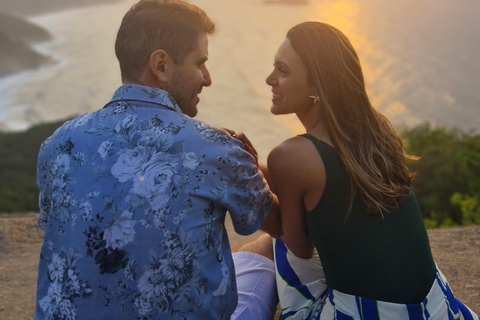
0, 119, 69, 212
402, 123, 480, 228
1, 121, 479, 229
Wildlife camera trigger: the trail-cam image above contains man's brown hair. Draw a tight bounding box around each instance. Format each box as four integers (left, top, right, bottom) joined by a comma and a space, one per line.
115, 0, 215, 83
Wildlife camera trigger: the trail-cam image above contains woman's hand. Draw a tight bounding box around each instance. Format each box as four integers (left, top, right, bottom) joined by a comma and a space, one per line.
222, 127, 259, 167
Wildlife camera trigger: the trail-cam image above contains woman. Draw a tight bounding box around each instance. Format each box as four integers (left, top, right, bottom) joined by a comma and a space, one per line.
265, 21, 478, 319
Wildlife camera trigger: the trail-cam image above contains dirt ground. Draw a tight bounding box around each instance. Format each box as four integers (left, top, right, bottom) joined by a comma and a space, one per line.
0, 213, 478, 319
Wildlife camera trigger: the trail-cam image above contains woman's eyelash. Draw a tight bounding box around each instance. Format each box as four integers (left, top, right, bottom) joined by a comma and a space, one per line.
276, 66, 287, 73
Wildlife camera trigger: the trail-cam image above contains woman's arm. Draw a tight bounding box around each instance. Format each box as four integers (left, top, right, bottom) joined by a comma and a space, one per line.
255, 164, 281, 237
267, 137, 325, 258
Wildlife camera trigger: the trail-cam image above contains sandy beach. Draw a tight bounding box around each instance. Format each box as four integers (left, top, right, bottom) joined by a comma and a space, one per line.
0, 213, 478, 319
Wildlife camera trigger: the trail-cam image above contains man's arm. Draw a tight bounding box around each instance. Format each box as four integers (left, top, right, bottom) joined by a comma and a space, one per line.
222, 129, 282, 237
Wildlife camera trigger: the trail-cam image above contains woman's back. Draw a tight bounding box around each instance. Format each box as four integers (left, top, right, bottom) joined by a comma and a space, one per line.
302, 134, 436, 304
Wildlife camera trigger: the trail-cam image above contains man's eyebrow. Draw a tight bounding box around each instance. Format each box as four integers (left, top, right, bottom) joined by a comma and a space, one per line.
197, 56, 208, 64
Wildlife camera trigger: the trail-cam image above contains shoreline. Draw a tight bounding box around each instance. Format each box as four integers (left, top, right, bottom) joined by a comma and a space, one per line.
0, 0, 124, 18
0, 0, 126, 77
0, 0, 132, 132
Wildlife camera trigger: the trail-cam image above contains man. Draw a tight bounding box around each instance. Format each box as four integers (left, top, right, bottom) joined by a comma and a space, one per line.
34, 1, 279, 319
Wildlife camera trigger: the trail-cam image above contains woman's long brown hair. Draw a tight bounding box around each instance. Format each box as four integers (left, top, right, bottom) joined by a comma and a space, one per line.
288, 22, 413, 214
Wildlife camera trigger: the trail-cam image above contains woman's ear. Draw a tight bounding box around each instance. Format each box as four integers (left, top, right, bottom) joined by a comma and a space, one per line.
149, 49, 171, 83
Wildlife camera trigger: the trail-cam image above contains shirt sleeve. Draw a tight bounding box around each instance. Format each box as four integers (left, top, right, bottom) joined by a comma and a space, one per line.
36, 140, 51, 231
216, 139, 273, 236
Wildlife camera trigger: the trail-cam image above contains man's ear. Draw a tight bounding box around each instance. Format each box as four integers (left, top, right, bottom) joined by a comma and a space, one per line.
149, 49, 172, 83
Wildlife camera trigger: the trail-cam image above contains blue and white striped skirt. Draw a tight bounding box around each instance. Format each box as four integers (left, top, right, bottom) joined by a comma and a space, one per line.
274, 238, 478, 320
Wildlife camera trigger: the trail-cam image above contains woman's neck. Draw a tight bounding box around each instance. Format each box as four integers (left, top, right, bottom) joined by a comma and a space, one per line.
297, 108, 319, 131
298, 112, 332, 144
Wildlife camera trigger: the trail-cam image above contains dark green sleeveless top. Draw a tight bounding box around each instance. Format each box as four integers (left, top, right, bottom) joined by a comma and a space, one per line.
301, 134, 436, 304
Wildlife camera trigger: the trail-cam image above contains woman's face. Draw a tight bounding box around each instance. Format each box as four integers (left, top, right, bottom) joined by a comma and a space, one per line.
266, 38, 316, 115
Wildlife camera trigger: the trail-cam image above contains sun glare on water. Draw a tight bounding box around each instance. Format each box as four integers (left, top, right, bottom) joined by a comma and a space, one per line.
304, 0, 417, 125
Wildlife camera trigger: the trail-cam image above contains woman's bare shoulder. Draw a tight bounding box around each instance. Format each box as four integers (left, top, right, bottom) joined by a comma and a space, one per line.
270, 136, 317, 154
268, 136, 323, 174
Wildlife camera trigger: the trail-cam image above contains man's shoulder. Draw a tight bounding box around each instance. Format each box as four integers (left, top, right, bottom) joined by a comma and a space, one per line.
186, 119, 232, 144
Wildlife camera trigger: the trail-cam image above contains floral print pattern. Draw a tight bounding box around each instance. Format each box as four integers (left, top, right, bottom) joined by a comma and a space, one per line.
38, 248, 92, 320
35, 85, 272, 320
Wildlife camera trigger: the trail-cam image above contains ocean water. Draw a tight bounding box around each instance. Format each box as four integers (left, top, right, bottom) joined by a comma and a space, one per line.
0, 0, 479, 161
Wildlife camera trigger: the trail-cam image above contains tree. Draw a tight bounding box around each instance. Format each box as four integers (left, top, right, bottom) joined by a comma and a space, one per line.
0, 119, 70, 213
402, 123, 480, 226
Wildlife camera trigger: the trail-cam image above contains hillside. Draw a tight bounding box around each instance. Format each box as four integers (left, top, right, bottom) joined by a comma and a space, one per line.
0, 0, 123, 77
0, 0, 123, 17
0, 12, 53, 77
0, 12, 51, 43
0, 118, 70, 212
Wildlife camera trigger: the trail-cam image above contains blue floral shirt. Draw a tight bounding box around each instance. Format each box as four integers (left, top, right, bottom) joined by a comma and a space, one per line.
35, 84, 273, 320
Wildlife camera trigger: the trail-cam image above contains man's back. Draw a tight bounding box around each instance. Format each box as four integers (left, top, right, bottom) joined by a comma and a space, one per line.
35, 85, 272, 319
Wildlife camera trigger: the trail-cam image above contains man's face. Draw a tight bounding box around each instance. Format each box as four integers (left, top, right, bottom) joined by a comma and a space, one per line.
168, 34, 212, 117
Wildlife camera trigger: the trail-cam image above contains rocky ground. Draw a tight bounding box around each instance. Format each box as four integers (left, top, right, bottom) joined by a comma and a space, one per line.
0, 213, 478, 319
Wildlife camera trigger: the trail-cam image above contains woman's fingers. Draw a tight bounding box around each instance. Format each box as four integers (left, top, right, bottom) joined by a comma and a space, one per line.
221, 127, 236, 137
223, 129, 259, 166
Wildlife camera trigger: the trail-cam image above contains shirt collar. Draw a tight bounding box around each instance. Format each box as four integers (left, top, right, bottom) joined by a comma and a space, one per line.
105, 84, 183, 113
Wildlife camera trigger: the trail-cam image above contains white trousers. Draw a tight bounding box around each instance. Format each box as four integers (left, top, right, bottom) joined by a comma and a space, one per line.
231, 251, 278, 320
